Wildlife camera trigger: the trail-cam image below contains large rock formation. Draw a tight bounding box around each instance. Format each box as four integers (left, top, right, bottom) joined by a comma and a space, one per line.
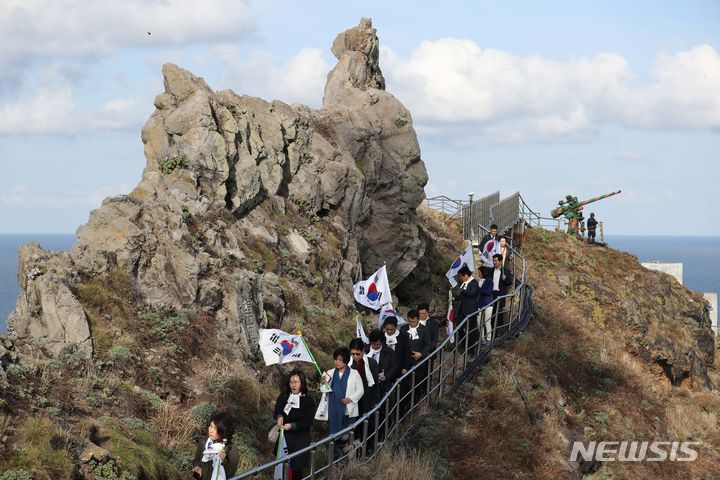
6, 18, 428, 359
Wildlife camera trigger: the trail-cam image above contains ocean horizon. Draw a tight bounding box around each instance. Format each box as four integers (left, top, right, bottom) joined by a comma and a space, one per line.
1, 233, 718, 332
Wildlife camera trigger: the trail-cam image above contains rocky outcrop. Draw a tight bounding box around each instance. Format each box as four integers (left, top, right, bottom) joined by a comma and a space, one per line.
6, 18, 428, 359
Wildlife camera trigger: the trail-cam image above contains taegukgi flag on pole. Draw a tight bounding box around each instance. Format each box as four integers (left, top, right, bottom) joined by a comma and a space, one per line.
446, 290, 455, 343
353, 265, 392, 310
355, 316, 369, 344
259, 329, 314, 366
446, 242, 475, 287
273, 430, 292, 480
480, 238, 500, 268
377, 303, 407, 327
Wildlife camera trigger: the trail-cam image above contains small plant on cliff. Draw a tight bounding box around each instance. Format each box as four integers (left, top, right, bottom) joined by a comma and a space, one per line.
160, 155, 187, 174
0, 469, 33, 480
181, 205, 191, 221
108, 346, 133, 362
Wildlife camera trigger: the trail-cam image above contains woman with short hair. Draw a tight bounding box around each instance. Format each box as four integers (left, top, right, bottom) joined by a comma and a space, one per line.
317, 347, 364, 458
191, 412, 240, 479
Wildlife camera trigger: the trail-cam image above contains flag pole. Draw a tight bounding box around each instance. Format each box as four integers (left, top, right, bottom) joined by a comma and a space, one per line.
297, 331, 323, 378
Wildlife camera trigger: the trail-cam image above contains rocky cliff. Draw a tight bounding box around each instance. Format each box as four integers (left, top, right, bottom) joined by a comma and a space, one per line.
6, 17, 427, 361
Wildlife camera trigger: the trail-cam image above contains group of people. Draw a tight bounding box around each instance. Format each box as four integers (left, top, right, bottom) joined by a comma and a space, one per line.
191, 228, 518, 479
458, 224, 516, 351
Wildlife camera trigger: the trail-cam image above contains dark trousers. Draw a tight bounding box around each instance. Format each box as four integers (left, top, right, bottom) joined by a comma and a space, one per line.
588, 229, 596, 241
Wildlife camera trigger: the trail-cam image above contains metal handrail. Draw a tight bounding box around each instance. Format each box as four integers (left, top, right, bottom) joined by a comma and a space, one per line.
231, 244, 530, 480
425, 196, 467, 217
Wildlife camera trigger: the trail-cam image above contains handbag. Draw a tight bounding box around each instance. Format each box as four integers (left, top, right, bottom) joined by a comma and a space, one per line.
267, 423, 281, 444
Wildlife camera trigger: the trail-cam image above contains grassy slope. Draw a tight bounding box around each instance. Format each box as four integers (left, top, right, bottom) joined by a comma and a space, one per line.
0, 202, 464, 479
412, 228, 719, 480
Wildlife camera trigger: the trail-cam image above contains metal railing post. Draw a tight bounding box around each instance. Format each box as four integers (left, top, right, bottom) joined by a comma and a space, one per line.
438, 347, 445, 398
410, 371, 416, 409
327, 441, 334, 479
309, 449, 316, 479
395, 386, 401, 430
373, 410, 381, 455
426, 358, 433, 406
451, 342, 458, 384
362, 419, 369, 457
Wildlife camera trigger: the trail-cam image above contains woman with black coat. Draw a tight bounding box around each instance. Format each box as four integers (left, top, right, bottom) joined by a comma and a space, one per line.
273, 369, 316, 479
191, 412, 239, 480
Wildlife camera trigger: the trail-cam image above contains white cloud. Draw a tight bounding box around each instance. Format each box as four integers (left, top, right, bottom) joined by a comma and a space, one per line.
382, 41, 720, 142
0, 183, 133, 208
0, 84, 76, 134
0, 0, 254, 68
0, 80, 150, 135
213, 46, 330, 107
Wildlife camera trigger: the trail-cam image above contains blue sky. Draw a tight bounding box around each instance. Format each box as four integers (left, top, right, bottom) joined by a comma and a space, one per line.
1, 0, 719, 235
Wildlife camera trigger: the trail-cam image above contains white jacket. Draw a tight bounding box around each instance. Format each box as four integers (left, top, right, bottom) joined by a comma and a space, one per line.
323, 367, 364, 418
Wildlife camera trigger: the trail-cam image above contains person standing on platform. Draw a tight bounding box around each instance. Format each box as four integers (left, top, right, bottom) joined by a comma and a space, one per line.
587, 213, 598, 243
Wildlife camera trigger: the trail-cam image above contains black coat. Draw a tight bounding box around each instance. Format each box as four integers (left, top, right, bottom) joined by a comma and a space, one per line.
454, 278, 481, 320
384, 330, 411, 373
421, 318, 440, 349
368, 344, 400, 391
351, 356, 380, 414
400, 323, 433, 366
587, 217, 598, 230
493, 266, 514, 296
193, 438, 240, 480
273, 392, 316, 472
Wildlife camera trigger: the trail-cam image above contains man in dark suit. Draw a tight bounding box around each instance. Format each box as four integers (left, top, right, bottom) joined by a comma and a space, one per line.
368, 329, 400, 393
480, 224, 499, 251
417, 302, 439, 384
400, 309, 433, 405
349, 337, 380, 414
400, 310, 433, 366
417, 302, 439, 349
381, 316, 410, 375
349, 337, 380, 450
454, 265, 481, 354
492, 253, 514, 297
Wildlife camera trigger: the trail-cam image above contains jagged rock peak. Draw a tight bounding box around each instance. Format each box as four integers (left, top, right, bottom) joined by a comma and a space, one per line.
323, 17, 386, 106
6, 19, 428, 362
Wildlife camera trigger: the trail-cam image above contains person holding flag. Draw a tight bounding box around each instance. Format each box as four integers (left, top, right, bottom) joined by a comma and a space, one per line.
191, 412, 239, 480
315, 347, 364, 459
480, 235, 500, 269
272, 370, 316, 479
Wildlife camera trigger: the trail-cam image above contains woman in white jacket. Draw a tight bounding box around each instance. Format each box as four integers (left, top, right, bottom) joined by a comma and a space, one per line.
320, 347, 364, 458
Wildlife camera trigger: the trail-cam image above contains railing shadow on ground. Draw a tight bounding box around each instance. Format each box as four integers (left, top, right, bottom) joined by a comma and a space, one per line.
230, 245, 534, 480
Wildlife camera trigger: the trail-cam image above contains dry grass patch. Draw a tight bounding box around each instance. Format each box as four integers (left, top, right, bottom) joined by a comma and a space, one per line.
335, 442, 441, 480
